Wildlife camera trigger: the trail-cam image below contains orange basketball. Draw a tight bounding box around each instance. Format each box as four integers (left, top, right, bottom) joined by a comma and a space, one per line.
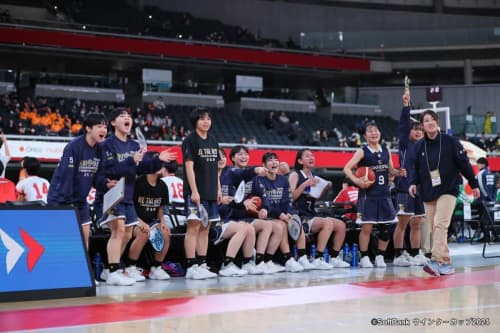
246, 195, 262, 218
355, 166, 375, 184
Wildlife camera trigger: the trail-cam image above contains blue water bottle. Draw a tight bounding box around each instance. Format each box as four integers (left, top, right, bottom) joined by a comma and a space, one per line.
292, 245, 298, 260
93, 252, 103, 281
351, 243, 359, 267
342, 243, 350, 262
323, 248, 329, 263
310, 244, 316, 260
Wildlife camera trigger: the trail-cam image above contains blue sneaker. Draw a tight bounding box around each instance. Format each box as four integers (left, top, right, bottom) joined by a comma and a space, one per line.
438, 263, 455, 275
423, 260, 440, 276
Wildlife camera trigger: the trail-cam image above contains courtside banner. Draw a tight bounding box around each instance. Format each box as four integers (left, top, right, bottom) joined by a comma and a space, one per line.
0, 207, 95, 302
0, 140, 67, 161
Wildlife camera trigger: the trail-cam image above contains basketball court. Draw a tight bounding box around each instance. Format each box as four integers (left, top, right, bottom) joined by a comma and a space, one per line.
1, 242, 499, 333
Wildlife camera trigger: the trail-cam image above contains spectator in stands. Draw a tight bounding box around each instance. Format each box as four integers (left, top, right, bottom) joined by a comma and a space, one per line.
252, 152, 315, 272
265, 111, 276, 130
71, 119, 83, 135
0, 160, 15, 203
289, 149, 349, 268
127, 151, 171, 280
476, 157, 497, 241
248, 135, 258, 146
16, 157, 50, 203
288, 120, 301, 141
311, 129, 321, 146
332, 127, 343, 141
320, 129, 329, 144
484, 112, 492, 135
240, 136, 247, 144
153, 96, 166, 111
182, 107, 221, 280
0, 133, 11, 178
344, 120, 404, 268
349, 132, 361, 147
338, 135, 348, 148
278, 112, 290, 125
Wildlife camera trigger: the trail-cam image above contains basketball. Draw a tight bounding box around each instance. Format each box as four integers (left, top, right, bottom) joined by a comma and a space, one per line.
355, 166, 375, 183
246, 195, 262, 218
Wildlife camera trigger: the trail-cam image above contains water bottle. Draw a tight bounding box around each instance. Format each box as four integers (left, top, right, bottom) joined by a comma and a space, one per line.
342, 243, 350, 262
310, 244, 316, 260
93, 252, 103, 281
323, 248, 329, 263
292, 245, 298, 260
351, 243, 359, 267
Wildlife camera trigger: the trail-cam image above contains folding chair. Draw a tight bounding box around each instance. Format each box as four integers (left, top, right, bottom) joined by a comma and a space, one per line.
480, 201, 500, 258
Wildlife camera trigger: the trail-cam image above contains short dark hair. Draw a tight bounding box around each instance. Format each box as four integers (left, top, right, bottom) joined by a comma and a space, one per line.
477, 157, 488, 166
22, 156, 41, 176
84, 112, 107, 131
230, 145, 249, 160
189, 107, 211, 129
262, 151, 278, 163
410, 121, 422, 131
420, 110, 439, 124
163, 160, 178, 173
362, 120, 379, 134
108, 107, 130, 124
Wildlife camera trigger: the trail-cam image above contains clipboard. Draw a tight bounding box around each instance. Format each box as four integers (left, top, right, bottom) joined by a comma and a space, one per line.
103, 177, 125, 215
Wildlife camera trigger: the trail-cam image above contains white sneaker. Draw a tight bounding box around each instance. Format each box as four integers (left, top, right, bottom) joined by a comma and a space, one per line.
266, 261, 286, 273
374, 255, 386, 268
185, 265, 207, 280
402, 250, 412, 261
255, 261, 272, 274
124, 265, 146, 282
359, 256, 373, 268
198, 263, 218, 279
106, 270, 135, 286
393, 254, 412, 267
242, 262, 265, 275
149, 266, 170, 280
285, 257, 304, 272
219, 262, 248, 277
297, 255, 315, 270
329, 256, 350, 268
411, 253, 430, 266
100, 268, 109, 281
310, 257, 332, 270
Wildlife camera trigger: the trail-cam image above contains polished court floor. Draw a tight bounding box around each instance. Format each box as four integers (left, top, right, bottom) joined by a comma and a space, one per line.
1, 242, 500, 333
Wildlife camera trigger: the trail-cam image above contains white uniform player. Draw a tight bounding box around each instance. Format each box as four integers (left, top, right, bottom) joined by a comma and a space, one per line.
15, 157, 50, 203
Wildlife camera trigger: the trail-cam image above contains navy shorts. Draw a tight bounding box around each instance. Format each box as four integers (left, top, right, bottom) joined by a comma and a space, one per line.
99, 202, 139, 227
75, 203, 92, 226
396, 192, 425, 217
357, 195, 397, 224
184, 195, 220, 223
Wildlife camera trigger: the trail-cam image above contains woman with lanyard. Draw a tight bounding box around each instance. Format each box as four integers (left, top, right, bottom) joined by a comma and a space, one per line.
409, 110, 479, 276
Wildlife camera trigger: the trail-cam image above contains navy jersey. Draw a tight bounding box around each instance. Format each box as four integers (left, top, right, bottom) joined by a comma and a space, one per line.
48, 135, 101, 205
396, 106, 419, 193
219, 167, 257, 220
293, 170, 316, 218
251, 175, 296, 219
477, 167, 497, 202
95, 134, 161, 204
358, 144, 391, 198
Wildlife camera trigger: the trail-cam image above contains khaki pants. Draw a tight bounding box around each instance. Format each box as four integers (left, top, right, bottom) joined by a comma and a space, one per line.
420, 216, 432, 254
423, 194, 456, 264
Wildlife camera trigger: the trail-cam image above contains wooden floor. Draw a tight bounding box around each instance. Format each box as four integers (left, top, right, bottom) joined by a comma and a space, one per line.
1, 242, 500, 333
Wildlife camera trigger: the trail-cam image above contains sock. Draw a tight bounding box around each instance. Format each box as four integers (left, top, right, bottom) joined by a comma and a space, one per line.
283, 252, 291, 261
186, 258, 196, 268
264, 253, 273, 263
108, 263, 120, 273
315, 251, 323, 259
255, 253, 265, 264
223, 256, 234, 266
331, 249, 340, 258
298, 249, 307, 258
394, 248, 404, 257
360, 251, 369, 258
152, 260, 162, 268
197, 256, 207, 266
410, 248, 419, 257
242, 257, 252, 264
377, 249, 386, 257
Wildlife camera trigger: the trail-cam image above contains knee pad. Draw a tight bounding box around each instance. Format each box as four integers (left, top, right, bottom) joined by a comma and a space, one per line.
377, 224, 391, 241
